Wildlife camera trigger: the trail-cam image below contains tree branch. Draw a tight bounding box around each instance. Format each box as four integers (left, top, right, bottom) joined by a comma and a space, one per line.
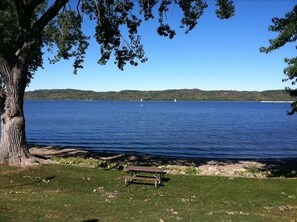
31, 0, 69, 37
14, 0, 45, 30
13, 0, 27, 30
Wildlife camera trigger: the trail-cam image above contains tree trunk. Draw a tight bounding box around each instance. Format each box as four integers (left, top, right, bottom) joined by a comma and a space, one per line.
0, 60, 36, 166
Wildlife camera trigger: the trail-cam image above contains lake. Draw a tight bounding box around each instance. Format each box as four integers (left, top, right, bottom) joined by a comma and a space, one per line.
24, 100, 297, 159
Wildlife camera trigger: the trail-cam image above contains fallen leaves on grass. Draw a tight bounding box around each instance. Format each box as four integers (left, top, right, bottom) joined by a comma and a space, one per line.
93, 186, 120, 199
263, 204, 297, 212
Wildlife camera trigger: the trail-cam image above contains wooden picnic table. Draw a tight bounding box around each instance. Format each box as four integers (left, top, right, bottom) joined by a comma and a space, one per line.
123, 166, 166, 188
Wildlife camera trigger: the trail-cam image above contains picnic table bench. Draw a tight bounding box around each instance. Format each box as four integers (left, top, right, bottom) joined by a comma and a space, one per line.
123, 166, 166, 188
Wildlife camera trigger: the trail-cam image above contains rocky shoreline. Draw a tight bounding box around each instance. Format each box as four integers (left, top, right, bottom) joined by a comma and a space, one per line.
29, 145, 297, 178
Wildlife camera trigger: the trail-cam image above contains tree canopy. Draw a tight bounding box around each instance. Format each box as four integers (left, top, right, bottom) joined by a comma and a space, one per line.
0, 0, 235, 81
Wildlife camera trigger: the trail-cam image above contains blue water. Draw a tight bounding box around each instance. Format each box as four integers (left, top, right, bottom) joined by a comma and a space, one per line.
24, 100, 297, 159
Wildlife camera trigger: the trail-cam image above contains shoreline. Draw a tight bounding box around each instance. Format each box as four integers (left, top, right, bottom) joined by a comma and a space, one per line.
29, 144, 297, 178
28, 144, 297, 162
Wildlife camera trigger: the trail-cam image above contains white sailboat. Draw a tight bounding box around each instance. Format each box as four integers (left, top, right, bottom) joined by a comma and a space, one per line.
140, 98, 144, 106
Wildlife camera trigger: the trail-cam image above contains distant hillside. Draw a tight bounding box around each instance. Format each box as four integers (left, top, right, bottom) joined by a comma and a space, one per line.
24, 89, 292, 101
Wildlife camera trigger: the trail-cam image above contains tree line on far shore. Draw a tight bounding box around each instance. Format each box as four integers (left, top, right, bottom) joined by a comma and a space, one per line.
25, 88, 292, 102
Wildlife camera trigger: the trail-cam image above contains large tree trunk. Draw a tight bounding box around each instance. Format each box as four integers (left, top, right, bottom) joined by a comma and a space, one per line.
0, 1, 69, 166
0, 57, 37, 166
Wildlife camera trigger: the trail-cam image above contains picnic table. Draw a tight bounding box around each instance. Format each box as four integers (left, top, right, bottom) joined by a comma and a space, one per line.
123, 166, 166, 188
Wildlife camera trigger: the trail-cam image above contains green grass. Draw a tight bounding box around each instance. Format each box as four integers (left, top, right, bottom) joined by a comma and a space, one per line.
1, 164, 297, 222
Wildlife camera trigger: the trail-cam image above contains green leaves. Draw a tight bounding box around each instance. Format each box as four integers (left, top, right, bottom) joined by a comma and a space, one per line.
260, 6, 297, 53
215, 0, 235, 19
0, 0, 44, 84
81, 0, 146, 70
178, 0, 208, 34
44, 10, 89, 74
0, 0, 19, 62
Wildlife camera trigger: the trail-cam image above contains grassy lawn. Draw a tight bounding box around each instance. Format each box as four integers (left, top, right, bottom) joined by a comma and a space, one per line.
0, 164, 297, 222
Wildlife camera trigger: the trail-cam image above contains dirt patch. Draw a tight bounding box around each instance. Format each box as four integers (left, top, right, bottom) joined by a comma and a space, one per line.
196, 160, 265, 177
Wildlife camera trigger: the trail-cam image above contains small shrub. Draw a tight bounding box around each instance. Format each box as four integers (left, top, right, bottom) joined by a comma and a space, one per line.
246, 165, 260, 174
184, 166, 200, 175
51, 157, 106, 168
162, 165, 200, 175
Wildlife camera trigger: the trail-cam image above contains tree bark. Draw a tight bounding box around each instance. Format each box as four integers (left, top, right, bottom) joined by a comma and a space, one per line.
0, 55, 37, 166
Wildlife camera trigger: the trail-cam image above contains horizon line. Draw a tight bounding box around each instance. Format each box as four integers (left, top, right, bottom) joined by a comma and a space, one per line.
25, 88, 287, 93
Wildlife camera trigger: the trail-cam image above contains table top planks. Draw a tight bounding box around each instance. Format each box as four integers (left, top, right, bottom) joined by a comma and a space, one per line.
127, 166, 165, 174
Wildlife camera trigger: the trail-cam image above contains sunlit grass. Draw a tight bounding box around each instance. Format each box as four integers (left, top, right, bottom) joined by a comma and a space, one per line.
0, 164, 297, 221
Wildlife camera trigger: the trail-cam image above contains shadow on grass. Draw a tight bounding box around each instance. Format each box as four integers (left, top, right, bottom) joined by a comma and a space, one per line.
125, 181, 165, 188
83, 220, 100, 222
124, 178, 170, 188
259, 159, 297, 177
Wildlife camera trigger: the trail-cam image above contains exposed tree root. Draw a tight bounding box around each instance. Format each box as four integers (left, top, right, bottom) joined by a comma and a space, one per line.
1, 151, 54, 167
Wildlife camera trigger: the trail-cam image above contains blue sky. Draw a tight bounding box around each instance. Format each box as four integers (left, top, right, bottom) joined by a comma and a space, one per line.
27, 1, 296, 92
